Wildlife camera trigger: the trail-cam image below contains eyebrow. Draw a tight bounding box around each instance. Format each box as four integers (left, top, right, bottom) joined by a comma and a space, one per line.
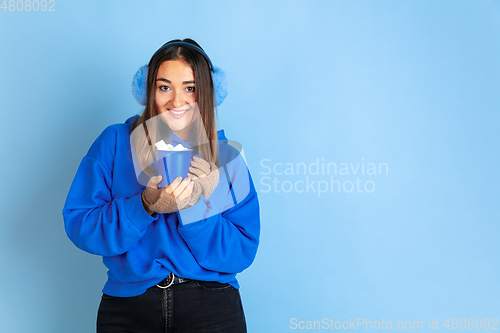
156, 78, 195, 85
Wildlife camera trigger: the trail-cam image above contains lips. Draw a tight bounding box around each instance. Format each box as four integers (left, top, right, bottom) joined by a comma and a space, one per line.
168, 108, 189, 119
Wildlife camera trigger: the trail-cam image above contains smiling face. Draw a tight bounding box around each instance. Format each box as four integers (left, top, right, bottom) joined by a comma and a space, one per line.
155, 60, 198, 141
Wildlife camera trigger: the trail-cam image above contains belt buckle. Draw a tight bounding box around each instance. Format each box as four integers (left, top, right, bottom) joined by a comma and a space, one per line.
156, 272, 175, 289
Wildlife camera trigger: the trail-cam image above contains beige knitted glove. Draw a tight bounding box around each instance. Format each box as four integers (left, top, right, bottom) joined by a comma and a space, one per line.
189, 158, 219, 199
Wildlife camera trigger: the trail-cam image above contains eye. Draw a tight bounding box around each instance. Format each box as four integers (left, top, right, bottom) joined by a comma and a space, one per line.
158, 85, 170, 92
186, 86, 195, 93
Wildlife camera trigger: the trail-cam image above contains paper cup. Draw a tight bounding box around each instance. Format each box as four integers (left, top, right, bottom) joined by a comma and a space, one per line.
156, 150, 193, 188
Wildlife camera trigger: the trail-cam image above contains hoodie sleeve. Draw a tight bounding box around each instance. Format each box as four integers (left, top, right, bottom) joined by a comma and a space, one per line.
62, 126, 158, 257
177, 148, 260, 274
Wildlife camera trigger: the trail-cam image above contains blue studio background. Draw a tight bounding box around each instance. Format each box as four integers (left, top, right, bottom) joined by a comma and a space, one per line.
1, 1, 499, 332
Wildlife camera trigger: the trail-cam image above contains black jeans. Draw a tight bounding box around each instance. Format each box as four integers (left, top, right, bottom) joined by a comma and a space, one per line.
96, 280, 247, 333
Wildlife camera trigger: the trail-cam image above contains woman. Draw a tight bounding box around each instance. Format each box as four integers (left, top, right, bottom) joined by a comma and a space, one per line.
62, 38, 260, 332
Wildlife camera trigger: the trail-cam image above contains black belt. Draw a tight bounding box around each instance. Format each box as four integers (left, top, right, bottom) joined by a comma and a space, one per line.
156, 272, 193, 289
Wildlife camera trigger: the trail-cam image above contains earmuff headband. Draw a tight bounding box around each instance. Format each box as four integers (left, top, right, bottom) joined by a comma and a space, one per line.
151, 41, 215, 72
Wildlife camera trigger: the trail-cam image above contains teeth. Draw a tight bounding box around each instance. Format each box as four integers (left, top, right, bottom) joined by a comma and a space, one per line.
170, 109, 187, 115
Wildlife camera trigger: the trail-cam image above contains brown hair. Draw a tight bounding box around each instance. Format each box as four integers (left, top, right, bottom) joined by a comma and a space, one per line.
130, 38, 219, 178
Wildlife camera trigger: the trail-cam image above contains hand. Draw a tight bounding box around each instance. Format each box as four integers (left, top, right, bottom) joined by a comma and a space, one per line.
189, 156, 212, 179
164, 176, 194, 202
142, 175, 195, 214
189, 156, 219, 198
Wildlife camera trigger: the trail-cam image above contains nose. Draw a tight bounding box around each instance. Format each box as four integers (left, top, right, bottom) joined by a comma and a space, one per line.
172, 90, 184, 109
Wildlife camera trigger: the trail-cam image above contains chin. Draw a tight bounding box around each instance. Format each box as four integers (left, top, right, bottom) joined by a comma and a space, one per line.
158, 113, 188, 131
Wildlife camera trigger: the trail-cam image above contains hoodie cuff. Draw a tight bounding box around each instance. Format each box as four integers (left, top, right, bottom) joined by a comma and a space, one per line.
125, 192, 159, 230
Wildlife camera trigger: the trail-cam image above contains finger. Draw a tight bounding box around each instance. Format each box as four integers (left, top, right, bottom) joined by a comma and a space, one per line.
177, 181, 194, 201
176, 181, 194, 201
188, 166, 206, 179
185, 172, 198, 181
172, 177, 192, 198
147, 175, 163, 189
165, 177, 182, 195
187, 170, 198, 179
189, 160, 211, 178
191, 158, 211, 174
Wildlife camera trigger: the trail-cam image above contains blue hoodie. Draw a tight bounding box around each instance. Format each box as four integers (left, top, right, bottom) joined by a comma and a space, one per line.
62, 115, 260, 297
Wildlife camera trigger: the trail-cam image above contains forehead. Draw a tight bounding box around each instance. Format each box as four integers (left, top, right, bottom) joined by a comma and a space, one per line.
157, 60, 194, 80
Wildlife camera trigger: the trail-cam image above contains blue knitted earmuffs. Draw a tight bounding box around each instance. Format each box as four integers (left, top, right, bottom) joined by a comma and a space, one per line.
132, 41, 228, 106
